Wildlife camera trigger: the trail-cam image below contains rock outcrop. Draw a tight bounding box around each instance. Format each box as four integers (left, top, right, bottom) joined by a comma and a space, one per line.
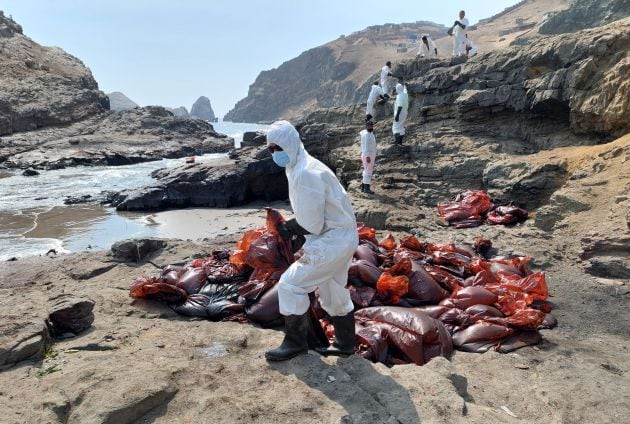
0, 106, 233, 169
0, 11, 109, 135
107, 91, 139, 111
540, 0, 630, 34
167, 106, 189, 117
189, 96, 216, 121
224, 21, 448, 123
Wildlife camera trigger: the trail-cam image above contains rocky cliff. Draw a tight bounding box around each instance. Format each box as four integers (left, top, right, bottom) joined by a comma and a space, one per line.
0, 11, 109, 135
540, 0, 630, 34
189, 96, 216, 121
0, 12, 231, 169
223, 21, 448, 123
107, 91, 139, 111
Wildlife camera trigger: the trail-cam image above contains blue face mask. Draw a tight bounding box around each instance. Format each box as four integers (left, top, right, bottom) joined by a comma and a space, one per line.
272, 151, 290, 167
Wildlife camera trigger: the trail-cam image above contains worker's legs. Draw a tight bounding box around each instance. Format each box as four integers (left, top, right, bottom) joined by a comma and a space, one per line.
315, 259, 356, 357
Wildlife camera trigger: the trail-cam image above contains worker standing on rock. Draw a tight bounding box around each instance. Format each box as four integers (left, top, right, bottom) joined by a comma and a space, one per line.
450, 10, 469, 56
264, 120, 358, 361
360, 120, 377, 194
392, 83, 409, 145
366, 81, 385, 122
380, 61, 394, 98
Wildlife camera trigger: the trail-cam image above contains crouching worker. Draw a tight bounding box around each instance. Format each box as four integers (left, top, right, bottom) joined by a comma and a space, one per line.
264, 120, 358, 361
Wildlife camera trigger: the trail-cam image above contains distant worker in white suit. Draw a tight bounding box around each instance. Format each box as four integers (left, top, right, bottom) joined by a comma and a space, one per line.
392, 83, 409, 145
380, 61, 394, 98
450, 10, 469, 56
418, 35, 438, 58
465, 34, 478, 56
365, 81, 385, 121
359, 119, 377, 194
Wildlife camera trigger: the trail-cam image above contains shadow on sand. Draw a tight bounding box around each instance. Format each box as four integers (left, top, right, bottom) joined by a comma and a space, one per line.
270, 352, 421, 423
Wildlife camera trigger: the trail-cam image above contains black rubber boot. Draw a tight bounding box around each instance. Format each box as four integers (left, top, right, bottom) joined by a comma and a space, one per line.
393, 133, 400, 144
399, 135, 404, 145
315, 311, 356, 357
265, 313, 309, 361
364, 184, 374, 194
360, 183, 365, 192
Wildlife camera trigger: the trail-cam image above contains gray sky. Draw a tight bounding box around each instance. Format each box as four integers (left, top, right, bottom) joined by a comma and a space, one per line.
3, 0, 519, 118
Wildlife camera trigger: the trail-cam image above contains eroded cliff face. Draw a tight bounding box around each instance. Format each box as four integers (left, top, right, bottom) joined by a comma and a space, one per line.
540, 0, 630, 34
0, 11, 109, 135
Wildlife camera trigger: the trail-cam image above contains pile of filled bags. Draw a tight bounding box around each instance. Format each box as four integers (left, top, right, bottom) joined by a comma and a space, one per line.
438, 190, 528, 228
130, 208, 555, 366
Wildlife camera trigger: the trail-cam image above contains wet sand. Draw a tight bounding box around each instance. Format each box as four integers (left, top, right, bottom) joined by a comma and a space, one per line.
0, 201, 293, 260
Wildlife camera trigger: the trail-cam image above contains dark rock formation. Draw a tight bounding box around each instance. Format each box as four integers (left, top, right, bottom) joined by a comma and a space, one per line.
112, 147, 288, 211
107, 92, 139, 111
22, 168, 39, 176
190, 96, 216, 121
540, 0, 630, 35
580, 234, 630, 279
0, 106, 233, 169
47, 294, 95, 336
0, 11, 109, 136
110, 239, 168, 262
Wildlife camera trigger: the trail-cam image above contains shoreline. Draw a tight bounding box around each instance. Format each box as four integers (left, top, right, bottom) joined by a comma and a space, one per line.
0, 200, 292, 262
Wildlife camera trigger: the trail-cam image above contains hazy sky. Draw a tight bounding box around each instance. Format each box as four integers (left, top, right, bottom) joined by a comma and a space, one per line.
3, 0, 519, 117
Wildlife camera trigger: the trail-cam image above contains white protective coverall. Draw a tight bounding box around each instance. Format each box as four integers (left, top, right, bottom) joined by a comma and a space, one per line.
380, 65, 392, 95
360, 129, 377, 184
418, 38, 437, 58
465, 37, 478, 56
453, 16, 469, 56
366, 84, 385, 116
392, 84, 409, 136
266, 121, 358, 317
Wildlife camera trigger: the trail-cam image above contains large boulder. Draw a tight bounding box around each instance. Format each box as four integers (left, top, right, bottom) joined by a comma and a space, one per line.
47, 294, 95, 336
0, 11, 109, 136
190, 96, 216, 121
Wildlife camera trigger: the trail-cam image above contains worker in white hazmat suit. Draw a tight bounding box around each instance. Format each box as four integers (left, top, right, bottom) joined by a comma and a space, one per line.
392, 83, 409, 145
451, 10, 469, 56
366, 81, 385, 121
380, 61, 394, 98
360, 120, 377, 194
418, 35, 438, 58
264, 120, 359, 361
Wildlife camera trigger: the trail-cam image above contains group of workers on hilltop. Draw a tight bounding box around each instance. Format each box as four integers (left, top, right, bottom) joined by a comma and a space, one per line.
419, 10, 477, 58
260, 9, 480, 363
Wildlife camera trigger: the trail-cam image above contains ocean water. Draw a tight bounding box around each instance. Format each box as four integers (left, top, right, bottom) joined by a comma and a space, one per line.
0, 121, 270, 261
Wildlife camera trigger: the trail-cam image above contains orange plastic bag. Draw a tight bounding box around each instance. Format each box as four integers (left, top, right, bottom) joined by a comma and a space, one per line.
376, 272, 409, 304
379, 233, 397, 251
400, 235, 424, 251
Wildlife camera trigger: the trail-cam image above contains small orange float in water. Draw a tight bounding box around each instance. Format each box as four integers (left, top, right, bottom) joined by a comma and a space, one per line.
185, 156, 195, 163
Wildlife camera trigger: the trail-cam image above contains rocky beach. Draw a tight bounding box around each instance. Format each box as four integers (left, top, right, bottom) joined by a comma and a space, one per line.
1, 2, 629, 423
